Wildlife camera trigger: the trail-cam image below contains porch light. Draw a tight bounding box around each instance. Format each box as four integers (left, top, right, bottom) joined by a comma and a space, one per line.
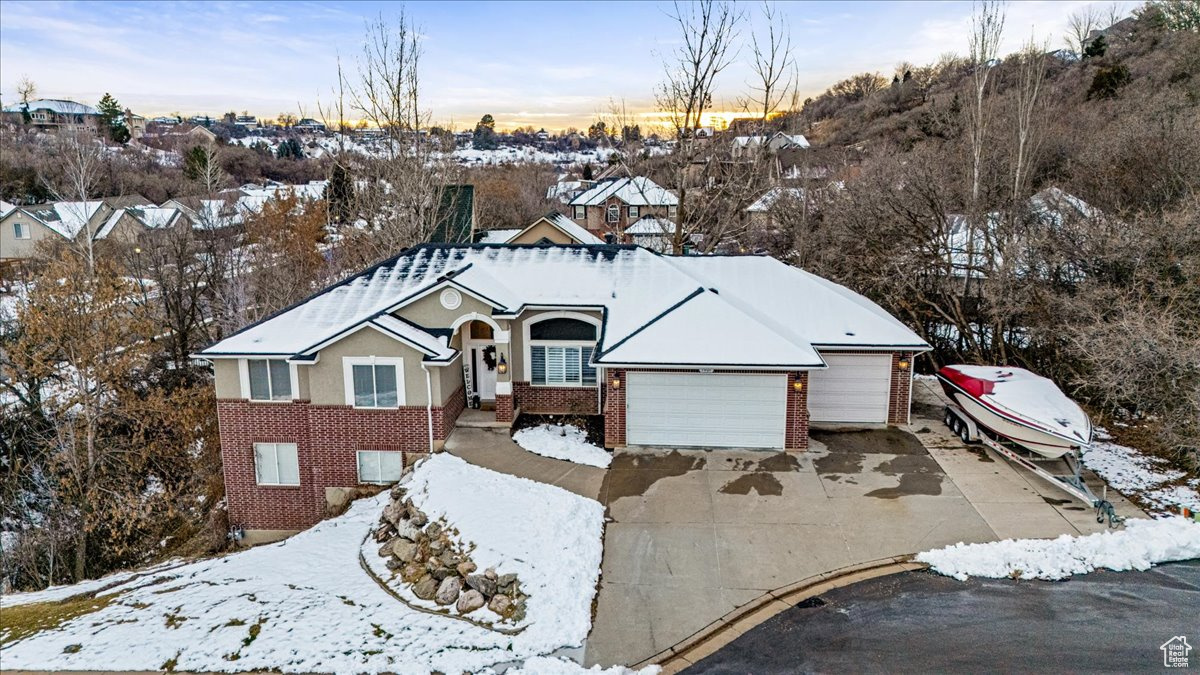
898, 359, 910, 371
792, 380, 803, 392
497, 353, 508, 375
611, 377, 621, 389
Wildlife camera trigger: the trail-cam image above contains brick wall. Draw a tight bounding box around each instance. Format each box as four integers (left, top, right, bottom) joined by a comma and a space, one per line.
785, 371, 810, 451
495, 394, 514, 422
512, 381, 600, 415
603, 369, 626, 448
217, 391, 458, 532
887, 351, 915, 425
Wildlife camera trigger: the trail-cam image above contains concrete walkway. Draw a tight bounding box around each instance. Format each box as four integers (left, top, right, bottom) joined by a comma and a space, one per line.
440, 390, 1144, 669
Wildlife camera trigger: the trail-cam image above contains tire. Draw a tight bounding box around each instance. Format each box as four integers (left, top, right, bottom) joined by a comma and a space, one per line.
951, 417, 961, 435
960, 424, 971, 443
944, 410, 955, 428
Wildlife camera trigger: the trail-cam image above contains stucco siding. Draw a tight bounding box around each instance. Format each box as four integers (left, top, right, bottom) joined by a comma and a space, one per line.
397, 289, 495, 329
509, 219, 574, 245
0, 213, 58, 260
213, 359, 242, 399
308, 327, 432, 406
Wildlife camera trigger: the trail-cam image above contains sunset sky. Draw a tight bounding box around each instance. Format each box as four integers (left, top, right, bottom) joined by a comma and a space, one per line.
0, 0, 1123, 131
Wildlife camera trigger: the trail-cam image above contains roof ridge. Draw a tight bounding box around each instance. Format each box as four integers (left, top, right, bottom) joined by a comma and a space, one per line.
597, 287, 704, 356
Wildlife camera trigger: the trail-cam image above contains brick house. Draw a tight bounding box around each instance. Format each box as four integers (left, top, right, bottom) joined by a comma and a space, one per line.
566, 177, 678, 241
197, 244, 928, 541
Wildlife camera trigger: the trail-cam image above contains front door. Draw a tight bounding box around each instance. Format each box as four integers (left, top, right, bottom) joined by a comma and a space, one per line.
471, 344, 497, 401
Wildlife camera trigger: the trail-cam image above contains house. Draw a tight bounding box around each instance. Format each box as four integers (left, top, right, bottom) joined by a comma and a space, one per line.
296, 118, 327, 132
183, 125, 218, 144
505, 212, 603, 245
0, 195, 152, 261
566, 176, 679, 239
622, 215, 681, 253
235, 115, 258, 128
195, 243, 928, 540
745, 187, 808, 227
730, 132, 810, 158
1, 99, 104, 134
474, 229, 521, 244
93, 206, 193, 246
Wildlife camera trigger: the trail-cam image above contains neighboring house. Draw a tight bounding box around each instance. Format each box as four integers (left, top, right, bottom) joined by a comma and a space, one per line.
234, 115, 259, 128
506, 212, 603, 245
296, 118, 327, 132
622, 215, 680, 253
566, 176, 679, 239
93, 206, 193, 246
474, 228, 521, 244
745, 187, 808, 228
1, 99, 103, 133
196, 243, 928, 540
0, 196, 152, 261
184, 125, 218, 144
731, 132, 810, 159
124, 109, 147, 139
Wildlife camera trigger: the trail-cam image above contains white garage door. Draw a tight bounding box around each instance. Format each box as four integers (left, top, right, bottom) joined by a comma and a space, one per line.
808, 353, 892, 423
626, 372, 787, 448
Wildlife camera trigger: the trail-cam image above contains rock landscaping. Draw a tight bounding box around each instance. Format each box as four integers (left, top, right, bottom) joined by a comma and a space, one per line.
373, 481, 528, 623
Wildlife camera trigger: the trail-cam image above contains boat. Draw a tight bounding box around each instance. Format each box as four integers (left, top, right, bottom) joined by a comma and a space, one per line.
936, 364, 1092, 459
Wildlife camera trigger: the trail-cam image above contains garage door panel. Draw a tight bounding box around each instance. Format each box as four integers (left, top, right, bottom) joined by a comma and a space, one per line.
626, 372, 786, 448
808, 354, 891, 424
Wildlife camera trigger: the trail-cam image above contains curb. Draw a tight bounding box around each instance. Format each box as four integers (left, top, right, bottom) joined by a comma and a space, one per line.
632, 555, 929, 673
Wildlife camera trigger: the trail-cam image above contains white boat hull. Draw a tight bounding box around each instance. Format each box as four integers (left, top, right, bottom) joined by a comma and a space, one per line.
946, 391, 1079, 459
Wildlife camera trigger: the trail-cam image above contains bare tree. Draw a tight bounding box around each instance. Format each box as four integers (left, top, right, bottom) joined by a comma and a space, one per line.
1010, 34, 1049, 204
967, 0, 1005, 208
41, 131, 106, 276
1065, 5, 1101, 55
742, 1, 794, 132
655, 0, 743, 253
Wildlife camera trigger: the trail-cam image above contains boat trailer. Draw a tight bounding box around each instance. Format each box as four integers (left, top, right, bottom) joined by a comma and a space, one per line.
943, 403, 1125, 527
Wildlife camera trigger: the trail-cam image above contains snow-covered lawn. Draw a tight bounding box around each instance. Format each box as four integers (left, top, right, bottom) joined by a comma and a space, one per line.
1, 454, 607, 674
514, 424, 612, 469
1082, 430, 1200, 513
918, 516, 1200, 581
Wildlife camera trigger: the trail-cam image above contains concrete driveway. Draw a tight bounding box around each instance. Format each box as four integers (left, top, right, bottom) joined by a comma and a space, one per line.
444, 382, 1143, 668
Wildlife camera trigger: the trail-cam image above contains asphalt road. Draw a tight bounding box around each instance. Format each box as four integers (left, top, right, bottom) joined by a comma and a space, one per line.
684, 561, 1200, 674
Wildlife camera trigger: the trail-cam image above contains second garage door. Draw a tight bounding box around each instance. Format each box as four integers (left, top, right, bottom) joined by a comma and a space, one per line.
807, 353, 892, 423
626, 372, 787, 448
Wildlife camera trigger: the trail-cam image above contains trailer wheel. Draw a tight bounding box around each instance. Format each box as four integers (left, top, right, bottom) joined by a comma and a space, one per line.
944, 410, 955, 428
959, 424, 972, 443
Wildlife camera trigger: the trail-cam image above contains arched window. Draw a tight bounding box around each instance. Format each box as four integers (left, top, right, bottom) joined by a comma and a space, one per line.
606, 203, 620, 223
528, 316, 598, 386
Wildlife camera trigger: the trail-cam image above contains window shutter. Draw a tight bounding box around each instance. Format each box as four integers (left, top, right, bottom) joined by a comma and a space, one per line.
565, 346, 581, 383
531, 346, 547, 385
546, 346, 567, 383
248, 360, 270, 400
582, 347, 596, 385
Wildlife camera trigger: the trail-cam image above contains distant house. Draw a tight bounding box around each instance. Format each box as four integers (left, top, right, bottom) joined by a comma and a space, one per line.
566, 176, 679, 238
234, 115, 258, 128
93, 206, 193, 246
0, 195, 153, 262
1, 99, 104, 134
731, 132, 810, 159
184, 125, 218, 144
622, 215, 679, 252
546, 178, 588, 204
505, 212, 603, 245
296, 118, 326, 132
152, 116, 181, 126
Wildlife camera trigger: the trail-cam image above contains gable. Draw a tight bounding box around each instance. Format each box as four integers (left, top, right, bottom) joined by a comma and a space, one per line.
509, 219, 578, 245
396, 288, 495, 329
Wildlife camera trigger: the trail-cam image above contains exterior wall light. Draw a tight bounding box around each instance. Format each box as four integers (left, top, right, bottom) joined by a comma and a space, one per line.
898, 359, 911, 371
497, 353, 508, 375
611, 377, 621, 389
792, 380, 804, 392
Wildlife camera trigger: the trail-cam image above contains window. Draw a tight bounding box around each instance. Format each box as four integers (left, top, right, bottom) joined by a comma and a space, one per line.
13, 222, 30, 239
528, 317, 598, 387
246, 359, 292, 401
357, 450, 403, 484
668, 204, 678, 218
627, 205, 640, 220
343, 357, 405, 407
573, 205, 585, 220
254, 442, 299, 485
607, 204, 620, 223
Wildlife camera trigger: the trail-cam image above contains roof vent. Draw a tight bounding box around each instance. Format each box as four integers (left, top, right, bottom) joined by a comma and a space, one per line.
844, 331, 856, 336
709, 287, 719, 294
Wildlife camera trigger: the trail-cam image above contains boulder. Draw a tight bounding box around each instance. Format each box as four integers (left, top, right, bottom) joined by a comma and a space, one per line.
456, 589, 485, 614
484, 567, 497, 580
385, 557, 403, 571
400, 563, 424, 583
435, 576, 462, 606
429, 538, 445, 554
430, 565, 455, 581
412, 575, 437, 601
382, 500, 407, 526
390, 484, 407, 500
487, 593, 512, 617
378, 539, 398, 558
427, 522, 443, 539
394, 519, 421, 542
496, 573, 518, 590
439, 550, 460, 568
465, 573, 498, 598
391, 539, 418, 563
456, 561, 477, 577
410, 510, 428, 527
373, 525, 394, 543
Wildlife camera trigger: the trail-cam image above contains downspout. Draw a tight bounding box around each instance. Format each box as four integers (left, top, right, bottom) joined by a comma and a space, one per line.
421, 362, 435, 453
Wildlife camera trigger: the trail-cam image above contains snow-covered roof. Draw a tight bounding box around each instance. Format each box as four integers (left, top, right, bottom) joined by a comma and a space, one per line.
199, 245, 929, 370
17, 201, 105, 239
477, 229, 521, 244
509, 213, 602, 245
546, 180, 584, 201
732, 132, 809, 149
624, 216, 676, 235
2, 99, 99, 115
0, 200, 14, 217
568, 177, 678, 207
94, 206, 186, 239
745, 187, 806, 213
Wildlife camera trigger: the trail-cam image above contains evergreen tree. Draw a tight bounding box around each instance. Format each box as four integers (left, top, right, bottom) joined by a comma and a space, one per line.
327, 164, 355, 224
1083, 34, 1108, 58
96, 93, 129, 143
473, 114, 498, 150
276, 138, 304, 160
182, 145, 211, 181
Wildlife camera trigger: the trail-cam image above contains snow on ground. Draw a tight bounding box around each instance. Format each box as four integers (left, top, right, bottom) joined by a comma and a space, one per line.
513, 424, 612, 468
1, 454, 605, 674
363, 453, 605, 634
918, 516, 1200, 581
1083, 430, 1200, 512
503, 656, 659, 674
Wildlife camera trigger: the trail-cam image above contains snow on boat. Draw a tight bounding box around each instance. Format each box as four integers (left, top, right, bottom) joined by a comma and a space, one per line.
936, 364, 1092, 459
